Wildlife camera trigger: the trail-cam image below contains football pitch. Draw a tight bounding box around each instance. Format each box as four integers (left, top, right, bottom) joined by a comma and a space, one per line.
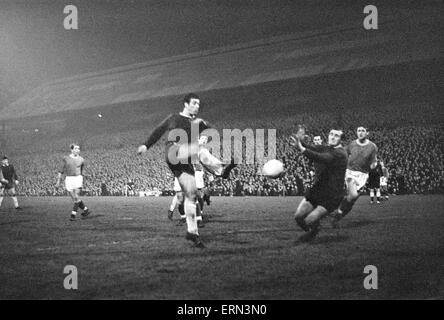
0, 195, 443, 300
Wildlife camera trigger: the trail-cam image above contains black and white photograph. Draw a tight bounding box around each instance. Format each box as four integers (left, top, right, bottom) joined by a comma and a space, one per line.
0, 0, 443, 302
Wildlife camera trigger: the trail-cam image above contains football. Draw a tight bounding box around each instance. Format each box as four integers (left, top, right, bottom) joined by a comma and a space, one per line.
262, 159, 284, 178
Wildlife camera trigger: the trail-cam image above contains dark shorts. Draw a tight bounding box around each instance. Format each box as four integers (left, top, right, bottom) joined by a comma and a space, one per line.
368, 176, 380, 189
165, 143, 196, 178
1, 182, 15, 190
167, 162, 195, 178
305, 188, 342, 213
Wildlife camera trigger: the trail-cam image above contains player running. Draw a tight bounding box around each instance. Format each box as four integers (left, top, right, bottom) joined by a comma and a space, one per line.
291, 129, 348, 242
138, 93, 236, 248
56, 144, 91, 221
331, 126, 377, 227
0, 156, 22, 210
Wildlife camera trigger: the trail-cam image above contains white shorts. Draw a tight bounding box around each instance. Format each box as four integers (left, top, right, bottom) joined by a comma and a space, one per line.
380, 177, 388, 187
345, 169, 368, 191
195, 170, 205, 189
173, 177, 182, 192
65, 175, 83, 192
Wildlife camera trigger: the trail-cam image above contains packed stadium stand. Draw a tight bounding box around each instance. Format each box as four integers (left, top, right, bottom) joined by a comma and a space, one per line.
0, 9, 442, 197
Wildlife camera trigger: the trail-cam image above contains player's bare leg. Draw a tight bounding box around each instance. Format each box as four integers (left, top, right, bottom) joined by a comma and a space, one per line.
9, 188, 21, 209
168, 192, 179, 220
178, 172, 204, 248
375, 188, 381, 203
294, 198, 314, 232
299, 205, 328, 242
0, 188, 5, 209
333, 179, 359, 227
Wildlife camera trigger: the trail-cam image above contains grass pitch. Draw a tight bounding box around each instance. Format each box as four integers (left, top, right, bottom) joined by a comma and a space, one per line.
0, 195, 443, 299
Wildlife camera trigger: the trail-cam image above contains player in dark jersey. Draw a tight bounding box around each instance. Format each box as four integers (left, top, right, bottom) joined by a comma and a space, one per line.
0, 156, 22, 210
125, 179, 136, 197
331, 126, 377, 227
368, 159, 384, 204
137, 93, 236, 248
56, 144, 91, 221
291, 129, 348, 242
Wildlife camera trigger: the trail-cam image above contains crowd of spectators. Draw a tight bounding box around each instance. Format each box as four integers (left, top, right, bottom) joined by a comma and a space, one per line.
5, 102, 444, 196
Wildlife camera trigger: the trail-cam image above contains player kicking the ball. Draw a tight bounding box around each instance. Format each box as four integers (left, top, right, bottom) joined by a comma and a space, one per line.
138, 93, 236, 248
56, 144, 91, 221
291, 129, 348, 242
331, 126, 377, 227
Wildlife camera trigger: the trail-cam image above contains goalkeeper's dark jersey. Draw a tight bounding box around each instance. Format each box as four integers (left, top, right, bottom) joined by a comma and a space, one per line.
303, 145, 348, 199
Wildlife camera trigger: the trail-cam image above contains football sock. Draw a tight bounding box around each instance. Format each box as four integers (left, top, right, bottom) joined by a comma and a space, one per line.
72, 202, 79, 212
184, 198, 198, 235
197, 196, 204, 213
169, 194, 178, 212
12, 197, 19, 208
196, 202, 202, 217
178, 203, 185, 217
78, 200, 85, 210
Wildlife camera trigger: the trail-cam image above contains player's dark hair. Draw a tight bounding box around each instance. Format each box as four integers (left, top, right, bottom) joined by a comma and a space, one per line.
70, 144, 79, 150
2, 156, 8, 160
183, 93, 200, 104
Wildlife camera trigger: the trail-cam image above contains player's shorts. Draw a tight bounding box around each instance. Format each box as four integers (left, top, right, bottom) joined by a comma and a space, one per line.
65, 175, 83, 191
0, 181, 16, 190
173, 177, 182, 192
380, 177, 388, 187
368, 176, 381, 189
166, 144, 195, 178
195, 170, 205, 189
345, 169, 369, 191
305, 189, 342, 213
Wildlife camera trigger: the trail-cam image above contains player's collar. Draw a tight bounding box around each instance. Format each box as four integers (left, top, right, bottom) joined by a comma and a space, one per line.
356, 139, 369, 146
179, 112, 195, 119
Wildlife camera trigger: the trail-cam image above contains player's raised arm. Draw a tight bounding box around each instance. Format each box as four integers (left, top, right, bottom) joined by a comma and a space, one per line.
138, 114, 172, 154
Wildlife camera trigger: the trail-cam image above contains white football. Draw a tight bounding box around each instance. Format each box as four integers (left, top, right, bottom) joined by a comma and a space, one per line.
262, 159, 284, 178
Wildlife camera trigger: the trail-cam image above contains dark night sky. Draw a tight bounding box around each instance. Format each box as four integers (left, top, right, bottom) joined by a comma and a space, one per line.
0, 0, 441, 97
